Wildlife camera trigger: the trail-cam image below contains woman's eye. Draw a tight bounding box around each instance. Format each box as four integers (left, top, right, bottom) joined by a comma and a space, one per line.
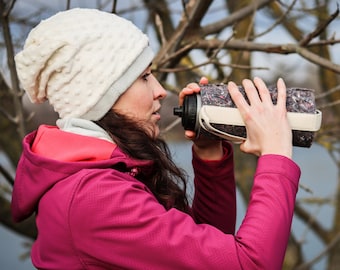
142, 72, 151, 81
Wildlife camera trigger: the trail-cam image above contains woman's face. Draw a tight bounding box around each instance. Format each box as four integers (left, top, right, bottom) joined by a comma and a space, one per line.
113, 66, 167, 137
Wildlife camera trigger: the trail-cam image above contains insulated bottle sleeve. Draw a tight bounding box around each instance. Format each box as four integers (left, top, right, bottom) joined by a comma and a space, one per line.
173, 84, 322, 147
199, 105, 322, 143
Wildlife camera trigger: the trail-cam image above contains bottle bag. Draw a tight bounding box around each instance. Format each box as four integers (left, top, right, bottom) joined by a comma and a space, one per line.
173, 84, 322, 148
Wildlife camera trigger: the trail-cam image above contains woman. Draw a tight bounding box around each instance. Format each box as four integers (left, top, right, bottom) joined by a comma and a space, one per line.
11, 8, 300, 270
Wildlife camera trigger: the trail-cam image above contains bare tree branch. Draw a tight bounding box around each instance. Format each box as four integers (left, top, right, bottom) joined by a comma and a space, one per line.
295, 232, 340, 270
295, 203, 331, 243
201, 0, 275, 36
299, 4, 339, 46
195, 39, 340, 73
0, 0, 26, 139
154, 0, 214, 67
0, 163, 14, 186
252, 0, 298, 39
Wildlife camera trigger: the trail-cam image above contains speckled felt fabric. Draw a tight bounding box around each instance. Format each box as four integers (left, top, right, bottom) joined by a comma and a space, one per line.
200, 84, 317, 147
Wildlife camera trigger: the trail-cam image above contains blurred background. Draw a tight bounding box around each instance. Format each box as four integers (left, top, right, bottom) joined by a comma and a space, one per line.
1, 0, 340, 269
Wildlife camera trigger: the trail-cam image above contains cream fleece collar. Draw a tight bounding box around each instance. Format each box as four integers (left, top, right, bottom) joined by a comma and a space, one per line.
56, 118, 113, 143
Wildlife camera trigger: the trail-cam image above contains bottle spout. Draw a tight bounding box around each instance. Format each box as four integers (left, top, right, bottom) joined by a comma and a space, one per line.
173, 106, 183, 117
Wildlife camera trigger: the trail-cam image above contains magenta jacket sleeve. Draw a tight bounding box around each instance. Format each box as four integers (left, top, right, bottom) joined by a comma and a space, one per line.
234, 154, 300, 269
191, 141, 236, 234
46, 153, 300, 269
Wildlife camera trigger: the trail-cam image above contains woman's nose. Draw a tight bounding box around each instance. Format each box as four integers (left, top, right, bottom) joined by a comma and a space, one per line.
153, 76, 167, 99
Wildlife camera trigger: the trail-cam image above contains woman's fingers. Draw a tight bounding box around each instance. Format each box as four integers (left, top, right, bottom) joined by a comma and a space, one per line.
179, 77, 207, 105
178, 84, 200, 105
228, 81, 249, 112
228, 77, 292, 157
276, 78, 287, 109
253, 77, 272, 104
199, 76, 208, 85
241, 79, 262, 107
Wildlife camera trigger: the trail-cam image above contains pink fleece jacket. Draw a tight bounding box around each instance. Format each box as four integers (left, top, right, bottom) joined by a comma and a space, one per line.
11, 125, 300, 270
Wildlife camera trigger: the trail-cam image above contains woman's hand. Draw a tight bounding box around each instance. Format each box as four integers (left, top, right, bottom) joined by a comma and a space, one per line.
228, 77, 292, 158
179, 77, 223, 160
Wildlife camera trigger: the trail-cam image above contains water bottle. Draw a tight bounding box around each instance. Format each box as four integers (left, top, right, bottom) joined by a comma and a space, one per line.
173, 84, 322, 147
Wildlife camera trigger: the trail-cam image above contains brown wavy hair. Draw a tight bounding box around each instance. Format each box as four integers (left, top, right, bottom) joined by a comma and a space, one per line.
95, 110, 190, 213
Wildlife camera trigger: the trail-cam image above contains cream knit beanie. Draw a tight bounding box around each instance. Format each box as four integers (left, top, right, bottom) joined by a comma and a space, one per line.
15, 8, 154, 120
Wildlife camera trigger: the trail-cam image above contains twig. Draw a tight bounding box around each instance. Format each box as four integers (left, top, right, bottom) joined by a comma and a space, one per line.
0, 0, 27, 139
295, 233, 340, 270
0, 164, 14, 186
66, 0, 70, 10
297, 197, 334, 205
1, 0, 15, 17
157, 59, 268, 73
316, 84, 340, 99
318, 99, 340, 109
210, 33, 234, 60
299, 4, 339, 46
294, 203, 329, 242
307, 37, 340, 47
158, 42, 196, 67
155, 13, 167, 46
253, 0, 298, 39
0, 104, 16, 123
201, 0, 274, 36
195, 39, 340, 73
162, 118, 181, 133
112, 0, 117, 13
298, 183, 314, 194
181, 0, 189, 20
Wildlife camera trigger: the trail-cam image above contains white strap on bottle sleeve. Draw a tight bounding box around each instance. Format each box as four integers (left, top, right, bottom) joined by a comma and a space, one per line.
199, 105, 322, 143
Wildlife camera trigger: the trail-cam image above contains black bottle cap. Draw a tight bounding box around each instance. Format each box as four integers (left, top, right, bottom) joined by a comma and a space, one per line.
173, 94, 198, 131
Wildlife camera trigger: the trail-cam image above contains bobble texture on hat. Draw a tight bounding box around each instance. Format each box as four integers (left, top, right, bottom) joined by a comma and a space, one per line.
15, 8, 154, 120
